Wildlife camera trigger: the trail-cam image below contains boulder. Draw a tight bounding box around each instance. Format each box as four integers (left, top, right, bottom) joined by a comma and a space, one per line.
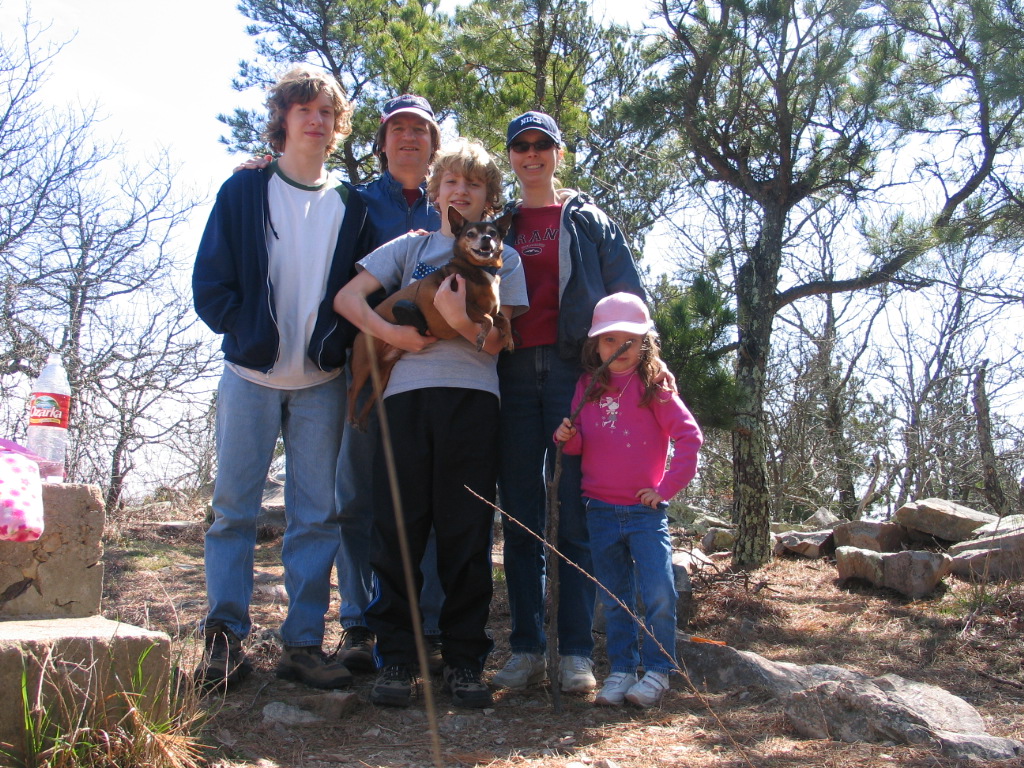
676, 637, 865, 697
802, 507, 843, 529
770, 521, 811, 534
784, 676, 1023, 762
701, 527, 735, 554
833, 520, 906, 553
0, 484, 105, 619
688, 513, 734, 537
893, 498, 996, 543
777, 530, 835, 559
677, 639, 1023, 762
258, 477, 286, 530
836, 547, 952, 599
949, 530, 1024, 581
972, 514, 1024, 538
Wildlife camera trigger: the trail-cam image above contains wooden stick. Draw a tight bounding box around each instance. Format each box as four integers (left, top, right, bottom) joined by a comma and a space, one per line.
545, 339, 632, 712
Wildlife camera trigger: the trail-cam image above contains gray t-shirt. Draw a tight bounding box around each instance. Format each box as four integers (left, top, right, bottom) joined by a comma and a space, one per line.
358, 230, 528, 400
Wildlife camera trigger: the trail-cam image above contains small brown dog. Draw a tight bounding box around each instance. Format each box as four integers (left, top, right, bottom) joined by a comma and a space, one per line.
346, 206, 515, 429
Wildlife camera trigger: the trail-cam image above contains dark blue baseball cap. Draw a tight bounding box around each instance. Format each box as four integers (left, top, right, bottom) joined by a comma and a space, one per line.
506, 111, 562, 147
381, 94, 436, 124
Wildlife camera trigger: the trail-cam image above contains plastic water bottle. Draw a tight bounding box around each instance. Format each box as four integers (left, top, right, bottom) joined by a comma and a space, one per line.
26, 353, 71, 483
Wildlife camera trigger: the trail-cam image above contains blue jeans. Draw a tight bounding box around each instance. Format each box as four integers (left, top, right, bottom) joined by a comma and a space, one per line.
497, 346, 595, 657
585, 497, 677, 675
335, 361, 443, 634
204, 365, 344, 647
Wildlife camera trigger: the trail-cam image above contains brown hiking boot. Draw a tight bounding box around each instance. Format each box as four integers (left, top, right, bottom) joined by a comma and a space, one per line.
336, 626, 376, 672
194, 623, 252, 692
276, 645, 353, 689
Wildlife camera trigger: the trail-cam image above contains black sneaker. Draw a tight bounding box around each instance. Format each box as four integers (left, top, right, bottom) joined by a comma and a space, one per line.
337, 626, 376, 672
276, 645, 353, 689
425, 635, 444, 675
442, 666, 492, 708
371, 665, 414, 707
194, 623, 252, 692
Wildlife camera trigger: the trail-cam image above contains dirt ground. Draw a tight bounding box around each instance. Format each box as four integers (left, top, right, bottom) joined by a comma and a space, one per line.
102, 506, 1024, 768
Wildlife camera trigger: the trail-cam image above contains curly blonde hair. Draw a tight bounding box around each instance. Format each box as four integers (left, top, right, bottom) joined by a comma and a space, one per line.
263, 65, 353, 156
426, 139, 504, 216
580, 330, 663, 408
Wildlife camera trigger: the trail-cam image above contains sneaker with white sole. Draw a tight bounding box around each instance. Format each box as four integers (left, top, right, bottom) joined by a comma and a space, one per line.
625, 671, 670, 707
492, 652, 547, 689
559, 655, 597, 694
594, 671, 638, 706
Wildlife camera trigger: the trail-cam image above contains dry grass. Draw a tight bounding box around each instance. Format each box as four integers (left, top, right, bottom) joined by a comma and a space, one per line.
101, 513, 1024, 768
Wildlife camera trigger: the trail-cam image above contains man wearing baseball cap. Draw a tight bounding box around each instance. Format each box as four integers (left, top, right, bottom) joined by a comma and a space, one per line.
334, 93, 445, 674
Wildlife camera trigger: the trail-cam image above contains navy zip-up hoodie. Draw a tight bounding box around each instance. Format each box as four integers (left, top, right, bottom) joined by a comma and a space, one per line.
193, 166, 371, 373
503, 189, 644, 362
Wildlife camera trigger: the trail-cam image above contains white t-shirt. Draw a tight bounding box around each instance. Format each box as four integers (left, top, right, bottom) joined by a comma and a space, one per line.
232, 163, 345, 390
358, 230, 529, 399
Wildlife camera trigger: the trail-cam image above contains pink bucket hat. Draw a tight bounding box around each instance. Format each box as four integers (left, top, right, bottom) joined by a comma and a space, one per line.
588, 293, 653, 337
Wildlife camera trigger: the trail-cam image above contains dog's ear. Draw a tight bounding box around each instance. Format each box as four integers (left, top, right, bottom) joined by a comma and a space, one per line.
447, 205, 467, 235
491, 210, 514, 239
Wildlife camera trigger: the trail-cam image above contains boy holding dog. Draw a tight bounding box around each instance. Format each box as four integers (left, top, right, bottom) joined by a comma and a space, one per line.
334, 139, 528, 708
192, 65, 370, 692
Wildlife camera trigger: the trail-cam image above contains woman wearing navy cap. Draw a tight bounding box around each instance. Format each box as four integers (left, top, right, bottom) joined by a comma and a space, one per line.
494, 111, 646, 694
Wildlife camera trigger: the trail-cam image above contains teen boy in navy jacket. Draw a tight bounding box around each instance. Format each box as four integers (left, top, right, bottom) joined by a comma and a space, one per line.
192, 64, 371, 692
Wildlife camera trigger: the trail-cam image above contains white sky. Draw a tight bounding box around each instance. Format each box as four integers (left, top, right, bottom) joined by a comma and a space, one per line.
0, 0, 658, 266
1, 0, 261, 255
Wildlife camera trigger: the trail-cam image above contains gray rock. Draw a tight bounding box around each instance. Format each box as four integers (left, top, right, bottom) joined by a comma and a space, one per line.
676, 636, 1024, 762
949, 529, 1024, 556
803, 507, 848, 529
931, 729, 1024, 762
701, 527, 735, 553
835, 547, 951, 599
835, 546, 885, 587
971, 514, 1024, 538
784, 677, 1023, 761
258, 477, 286, 530
262, 701, 323, 725
689, 513, 734, 536
894, 498, 996, 542
950, 545, 1024, 582
778, 530, 835, 559
676, 637, 866, 698
771, 521, 811, 534
833, 520, 906, 553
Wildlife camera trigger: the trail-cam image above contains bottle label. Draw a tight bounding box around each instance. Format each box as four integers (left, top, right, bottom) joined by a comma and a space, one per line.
28, 392, 71, 429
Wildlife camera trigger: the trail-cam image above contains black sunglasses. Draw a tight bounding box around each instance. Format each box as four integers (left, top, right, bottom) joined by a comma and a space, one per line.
509, 138, 557, 153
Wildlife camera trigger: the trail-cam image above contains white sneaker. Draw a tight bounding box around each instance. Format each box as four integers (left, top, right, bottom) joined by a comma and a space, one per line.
559, 655, 597, 693
594, 672, 638, 706
492, 652, 547, 689
625, 671, 670, 707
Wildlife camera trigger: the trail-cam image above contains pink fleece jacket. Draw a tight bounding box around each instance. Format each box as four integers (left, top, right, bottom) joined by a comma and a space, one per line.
558, 369, 703, 505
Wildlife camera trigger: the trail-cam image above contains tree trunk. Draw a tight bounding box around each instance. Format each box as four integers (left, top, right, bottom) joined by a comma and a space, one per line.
731, 212, 783, 569
972, 361, 1009, 516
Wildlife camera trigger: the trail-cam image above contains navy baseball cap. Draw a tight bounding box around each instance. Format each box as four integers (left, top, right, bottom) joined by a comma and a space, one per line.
381, 94, 436, 124
506, 111, 562, 147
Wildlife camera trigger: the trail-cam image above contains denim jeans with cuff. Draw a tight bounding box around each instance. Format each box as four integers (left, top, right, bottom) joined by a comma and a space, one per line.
584, 496, 677, 676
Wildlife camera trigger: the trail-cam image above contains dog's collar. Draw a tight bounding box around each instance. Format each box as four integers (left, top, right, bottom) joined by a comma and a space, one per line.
480, 265, 500, 276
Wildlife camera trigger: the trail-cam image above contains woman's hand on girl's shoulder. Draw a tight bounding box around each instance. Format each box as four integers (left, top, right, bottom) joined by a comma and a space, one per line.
653, 362, 677, 393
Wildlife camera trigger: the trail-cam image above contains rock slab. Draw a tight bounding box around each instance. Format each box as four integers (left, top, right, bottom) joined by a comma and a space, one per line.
0, 484, 105, 619
835, 546, 951, 599
894, 498, 996, 543
0, 616, 171, 761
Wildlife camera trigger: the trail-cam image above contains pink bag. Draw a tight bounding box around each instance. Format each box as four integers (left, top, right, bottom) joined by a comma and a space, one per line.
0, 449, 45, 541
